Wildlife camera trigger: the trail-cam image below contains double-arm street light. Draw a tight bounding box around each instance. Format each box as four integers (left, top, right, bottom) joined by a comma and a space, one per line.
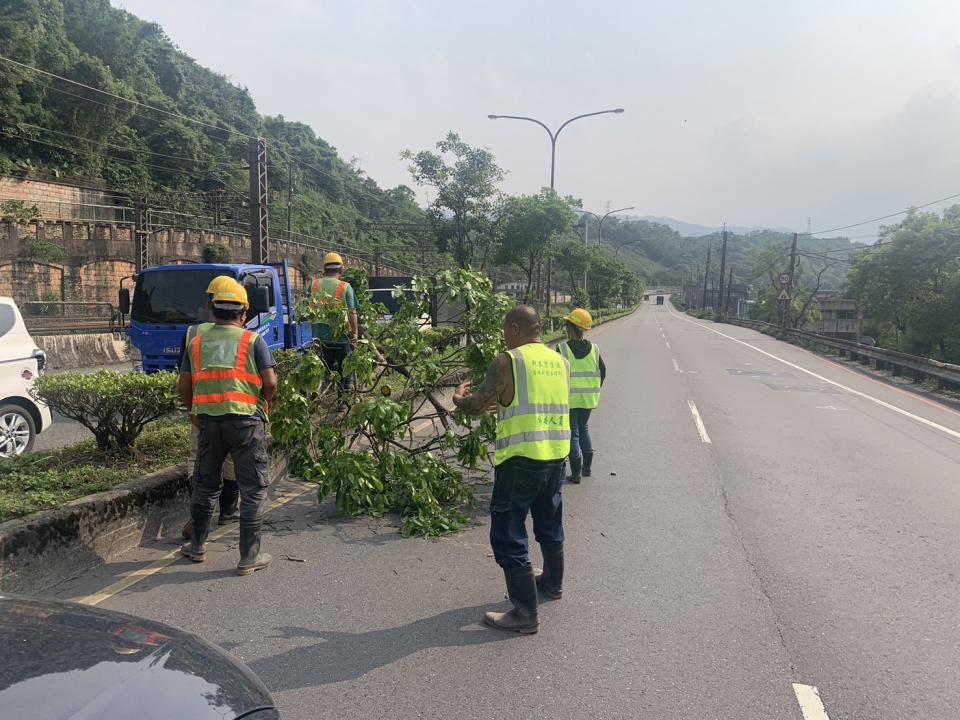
575, 206, 635, 248
487, 108, 624, 190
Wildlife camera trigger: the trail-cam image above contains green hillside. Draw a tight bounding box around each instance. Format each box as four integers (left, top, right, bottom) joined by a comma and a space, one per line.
0, 0, 422, 248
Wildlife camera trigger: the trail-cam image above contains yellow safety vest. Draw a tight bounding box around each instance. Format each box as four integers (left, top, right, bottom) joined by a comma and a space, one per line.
495, 342, 571, 466
558, 341, 601, 410
310, 277, 349, 306
189, 324, 265, 417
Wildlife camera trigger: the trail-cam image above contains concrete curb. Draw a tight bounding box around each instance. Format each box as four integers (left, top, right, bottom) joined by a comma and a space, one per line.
0, 448, 290, 595
35, 332, 130, 370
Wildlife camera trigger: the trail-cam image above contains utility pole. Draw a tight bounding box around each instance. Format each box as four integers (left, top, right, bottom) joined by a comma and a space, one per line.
134, 197, 148, 272
249, 136, 269, 264
701, 239, 712, 310
716, 223, 728, 317
286, 161, 293, 240
781, 231, 799, 331
724, 267, 733, 314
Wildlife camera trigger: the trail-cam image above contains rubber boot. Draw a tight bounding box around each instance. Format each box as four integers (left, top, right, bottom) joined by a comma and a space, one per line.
566, 455, 582, 484
237, 520, 272, 576
218, 480, 240, 525
180, 513, 211, 562
533, 548, 564, 600
582, 451, 594, 478
484, 565, 540, 634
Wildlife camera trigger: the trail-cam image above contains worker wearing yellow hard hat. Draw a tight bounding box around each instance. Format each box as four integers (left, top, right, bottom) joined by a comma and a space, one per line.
308, 251, 360, 394
180, 274, 278, 576
557, 308, 606, 482
179, 274, 245, 540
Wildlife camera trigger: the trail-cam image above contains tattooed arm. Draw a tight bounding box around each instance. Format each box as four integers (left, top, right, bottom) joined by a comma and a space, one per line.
452, 352, 511, 416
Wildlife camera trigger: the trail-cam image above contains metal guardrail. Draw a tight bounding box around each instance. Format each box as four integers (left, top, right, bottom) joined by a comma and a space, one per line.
721, 316, 960, 389
22, 301, 125, 336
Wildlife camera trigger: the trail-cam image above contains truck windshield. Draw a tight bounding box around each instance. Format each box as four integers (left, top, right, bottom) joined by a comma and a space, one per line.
132, 269, 231, 325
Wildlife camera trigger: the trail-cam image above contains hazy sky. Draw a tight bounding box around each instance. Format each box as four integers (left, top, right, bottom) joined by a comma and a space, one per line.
114, 0, 960, 237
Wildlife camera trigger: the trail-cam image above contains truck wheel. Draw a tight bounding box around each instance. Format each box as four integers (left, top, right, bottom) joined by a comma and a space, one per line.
0, 404, 37, 459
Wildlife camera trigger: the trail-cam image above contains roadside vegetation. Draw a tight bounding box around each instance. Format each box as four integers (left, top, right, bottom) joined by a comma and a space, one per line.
0, 420, 190, 523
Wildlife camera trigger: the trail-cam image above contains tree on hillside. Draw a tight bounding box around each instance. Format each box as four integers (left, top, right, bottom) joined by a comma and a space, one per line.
401, 133, 505, 269
586, 252, 628, 309
494, 189, 579, 302
554, 237, 592, 297
846, 207, 960, 359
749, 241, 833, 328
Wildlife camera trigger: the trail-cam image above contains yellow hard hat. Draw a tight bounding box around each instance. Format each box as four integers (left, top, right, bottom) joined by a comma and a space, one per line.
211, 279, 249, 310
206, 274, 237, 295
563, 308, 593, 331
323, 252, 344, 268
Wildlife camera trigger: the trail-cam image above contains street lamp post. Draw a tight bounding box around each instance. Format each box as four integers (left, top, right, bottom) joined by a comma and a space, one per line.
487, 108, 625, 190
487, 108, 625, 309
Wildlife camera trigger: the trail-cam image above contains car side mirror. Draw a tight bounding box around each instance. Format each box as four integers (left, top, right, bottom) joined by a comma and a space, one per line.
248, 286, 270, 315
118, 288, 131, 315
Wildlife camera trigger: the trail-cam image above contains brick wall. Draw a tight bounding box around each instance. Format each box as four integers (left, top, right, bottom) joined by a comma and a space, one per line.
0, 219, 395, 310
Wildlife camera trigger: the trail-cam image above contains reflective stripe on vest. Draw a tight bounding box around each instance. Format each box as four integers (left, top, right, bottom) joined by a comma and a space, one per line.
558, 341, 601, 410
495, 343, 571, 465
189, 325, 264, 417
310, 278, 348, 305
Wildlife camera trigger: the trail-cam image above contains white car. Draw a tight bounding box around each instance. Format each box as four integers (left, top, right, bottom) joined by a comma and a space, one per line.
0, 297, 52, 458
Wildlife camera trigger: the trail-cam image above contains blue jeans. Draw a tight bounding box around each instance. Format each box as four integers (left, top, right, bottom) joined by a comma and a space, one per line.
489, 457, 565, 569
569, 408, 593, 458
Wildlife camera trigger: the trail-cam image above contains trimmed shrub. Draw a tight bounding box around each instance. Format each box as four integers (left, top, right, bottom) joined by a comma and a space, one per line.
33, 371, 181, 452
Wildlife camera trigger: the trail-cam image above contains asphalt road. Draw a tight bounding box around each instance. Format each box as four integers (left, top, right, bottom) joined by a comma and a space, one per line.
53, 300, 960, 719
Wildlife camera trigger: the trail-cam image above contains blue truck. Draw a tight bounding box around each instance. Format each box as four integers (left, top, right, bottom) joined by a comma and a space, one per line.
120, 260, 313, 373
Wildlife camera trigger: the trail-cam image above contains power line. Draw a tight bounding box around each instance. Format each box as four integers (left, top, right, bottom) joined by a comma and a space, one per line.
12, 122, 248, 169
0, 54, 256, 140
1, 130, 235, 185
811, 191, 960, 236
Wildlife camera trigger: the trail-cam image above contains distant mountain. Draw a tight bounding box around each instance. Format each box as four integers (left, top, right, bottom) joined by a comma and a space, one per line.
637, 216, 796, 238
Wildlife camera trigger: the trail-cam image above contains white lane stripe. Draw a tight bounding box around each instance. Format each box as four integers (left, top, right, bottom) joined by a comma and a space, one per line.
687, 400, 712, 444
792, 683, 830, 720
665, 341, 671, 350
672, 358, 683, 373
667, 305, 960, 443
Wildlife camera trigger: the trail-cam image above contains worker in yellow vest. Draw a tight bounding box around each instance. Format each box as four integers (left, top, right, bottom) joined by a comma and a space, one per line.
178, 279, 278, 576
454, 305, 570, 634
308, 252, 359, 393
557, 308, 606, 483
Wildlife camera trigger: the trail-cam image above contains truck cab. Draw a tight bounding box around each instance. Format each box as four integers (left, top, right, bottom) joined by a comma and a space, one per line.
123, 261, 311, 373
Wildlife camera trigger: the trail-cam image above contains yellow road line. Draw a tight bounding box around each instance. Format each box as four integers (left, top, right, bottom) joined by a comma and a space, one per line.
76, 484, 313, 606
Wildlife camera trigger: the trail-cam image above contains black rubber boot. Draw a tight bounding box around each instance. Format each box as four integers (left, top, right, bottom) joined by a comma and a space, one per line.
582, 451, 594, 478
484, 565, 540, 634
180, 513, 211, 562
237, 520, 272, 576
218, 481, 240, 525
567, 455, 582, 484
534, 548, 564, 600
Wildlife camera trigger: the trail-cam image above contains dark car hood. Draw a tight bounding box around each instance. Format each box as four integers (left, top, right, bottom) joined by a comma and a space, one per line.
0, 595, 276, 720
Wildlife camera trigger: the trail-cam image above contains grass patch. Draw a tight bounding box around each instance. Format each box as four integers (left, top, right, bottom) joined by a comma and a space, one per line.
0, 420, 191, 524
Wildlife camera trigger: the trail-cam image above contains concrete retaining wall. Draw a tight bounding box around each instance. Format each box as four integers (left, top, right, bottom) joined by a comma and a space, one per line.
0, 448, 290, 594
35, 332, 129, 370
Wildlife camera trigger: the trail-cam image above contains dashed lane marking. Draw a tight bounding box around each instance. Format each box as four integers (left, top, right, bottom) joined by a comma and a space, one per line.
792, 683, 831, 720
687, 400, 712, 444
667, 304, 960, 443
672, 358, 683, 373
77, 417, 441, 606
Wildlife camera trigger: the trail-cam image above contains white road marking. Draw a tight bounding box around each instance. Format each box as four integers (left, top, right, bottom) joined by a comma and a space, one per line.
665, 341, 671, 350
672, 358, 683, 373
815, 405, 848, 411
687, 400, 712, 444
667, 305, 960, 443
792, 683, 831, 720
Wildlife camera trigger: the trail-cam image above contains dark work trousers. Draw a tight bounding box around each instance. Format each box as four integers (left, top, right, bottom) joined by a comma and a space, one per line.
569, 408, 593, 458
193, 416, 270, 525
489, 456, 565, 569
319, 341, 354, 392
